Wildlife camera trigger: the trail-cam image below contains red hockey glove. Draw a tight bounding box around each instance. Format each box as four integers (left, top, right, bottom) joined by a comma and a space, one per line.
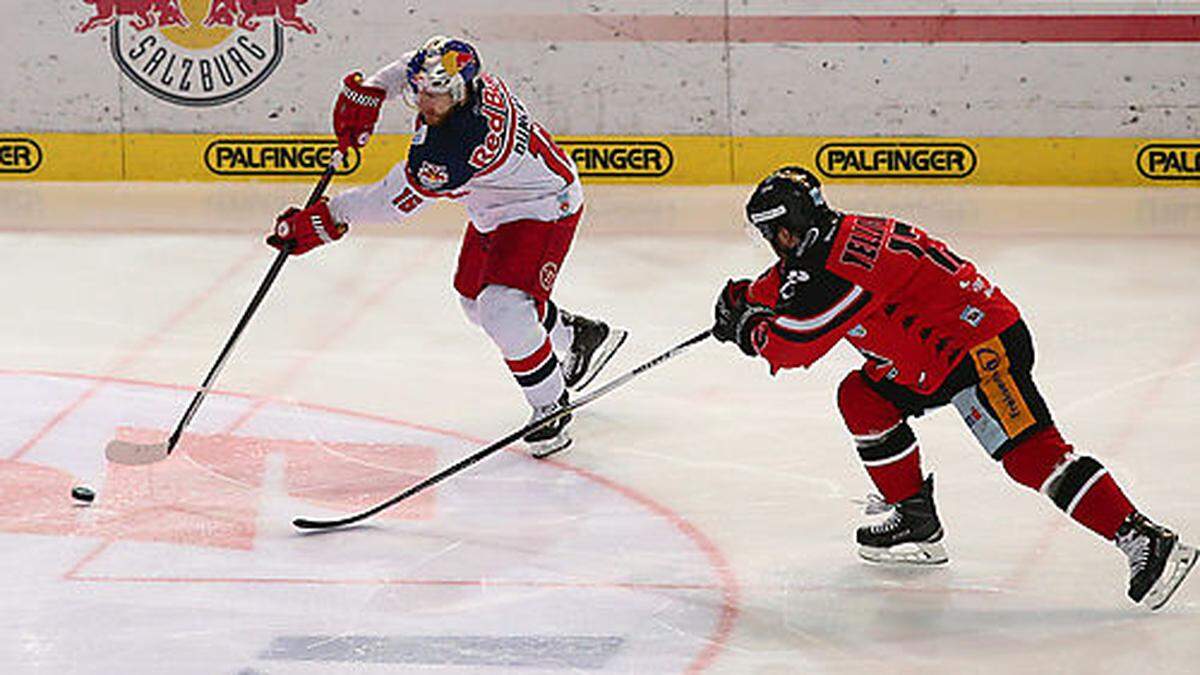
266, 198, 347, 256
713, 279, 773, 357
333, 72, 387, 154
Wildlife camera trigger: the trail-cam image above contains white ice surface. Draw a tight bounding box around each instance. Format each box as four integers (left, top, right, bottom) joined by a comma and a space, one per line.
0, 182, 1198, 674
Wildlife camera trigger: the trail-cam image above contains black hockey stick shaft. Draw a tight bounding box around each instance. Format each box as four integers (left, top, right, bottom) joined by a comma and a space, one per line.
292, 328, 713, 530
164, 160, 339, 454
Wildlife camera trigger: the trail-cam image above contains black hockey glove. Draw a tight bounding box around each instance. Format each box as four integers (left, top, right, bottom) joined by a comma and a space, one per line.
713, 279, 774, 357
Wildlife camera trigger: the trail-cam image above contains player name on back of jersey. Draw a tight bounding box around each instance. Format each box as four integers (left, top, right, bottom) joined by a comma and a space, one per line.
838, 216, 887, 271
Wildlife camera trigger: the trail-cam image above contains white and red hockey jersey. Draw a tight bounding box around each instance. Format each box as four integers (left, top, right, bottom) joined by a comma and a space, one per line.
329, 70, 583, 232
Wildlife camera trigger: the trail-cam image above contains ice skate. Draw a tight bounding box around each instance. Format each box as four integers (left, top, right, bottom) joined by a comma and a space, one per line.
523, 392, 573, 459
561, 311, 628, 392
1115, 512, 1198, 610
857, 475, 949, 565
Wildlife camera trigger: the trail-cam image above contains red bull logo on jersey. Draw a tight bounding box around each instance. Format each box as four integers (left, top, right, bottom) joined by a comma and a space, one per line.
74, 0, 319, 107
416, 161, 450, 190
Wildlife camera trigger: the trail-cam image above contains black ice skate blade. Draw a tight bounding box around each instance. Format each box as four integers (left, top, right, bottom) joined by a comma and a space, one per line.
1146, 542, 1198, 611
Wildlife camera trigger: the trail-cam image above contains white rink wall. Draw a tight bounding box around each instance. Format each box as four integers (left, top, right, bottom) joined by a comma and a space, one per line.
5, 0, 1199, 137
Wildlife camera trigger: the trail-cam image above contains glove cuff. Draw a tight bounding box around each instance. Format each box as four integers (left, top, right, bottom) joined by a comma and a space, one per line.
342, 72, 387, 107
735, 306, 774, 357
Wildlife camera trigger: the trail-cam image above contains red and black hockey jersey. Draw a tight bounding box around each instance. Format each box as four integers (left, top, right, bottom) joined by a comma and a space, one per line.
745, 213, 1020, 394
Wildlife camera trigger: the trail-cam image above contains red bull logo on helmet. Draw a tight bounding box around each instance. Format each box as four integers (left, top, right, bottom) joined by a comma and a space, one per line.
441, 47, 474, 77
74, 0, 319, 107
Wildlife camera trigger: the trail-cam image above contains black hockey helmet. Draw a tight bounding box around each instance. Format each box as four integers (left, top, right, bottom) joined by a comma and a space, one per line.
745, 166, 837, 257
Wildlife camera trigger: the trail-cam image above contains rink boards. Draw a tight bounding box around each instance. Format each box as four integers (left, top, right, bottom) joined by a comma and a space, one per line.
3, 133, 1199, 186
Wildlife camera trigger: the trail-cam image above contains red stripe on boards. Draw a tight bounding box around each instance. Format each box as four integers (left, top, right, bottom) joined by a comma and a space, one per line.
474, 14, 1200, 43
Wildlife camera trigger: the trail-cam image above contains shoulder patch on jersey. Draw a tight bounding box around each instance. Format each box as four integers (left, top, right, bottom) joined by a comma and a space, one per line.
411, 124, 428, 146
416, 161, 450, 190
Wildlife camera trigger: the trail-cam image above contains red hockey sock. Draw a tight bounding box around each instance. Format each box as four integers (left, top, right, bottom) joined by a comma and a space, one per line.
862, 432, 924, 503
838, 371, 924, 503
1001, 426, 1134, 540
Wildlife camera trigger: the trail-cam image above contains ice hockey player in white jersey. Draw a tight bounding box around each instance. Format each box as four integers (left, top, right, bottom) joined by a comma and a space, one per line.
267, 36, 627, 457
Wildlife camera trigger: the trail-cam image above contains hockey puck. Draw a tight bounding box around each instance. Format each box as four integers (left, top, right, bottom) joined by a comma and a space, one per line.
71, 485, 95, 504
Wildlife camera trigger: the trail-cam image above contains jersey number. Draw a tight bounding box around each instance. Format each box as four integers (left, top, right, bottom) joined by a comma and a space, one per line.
888, 222, 967, 274
392, 187, 424, 213
530, 123, 575, 186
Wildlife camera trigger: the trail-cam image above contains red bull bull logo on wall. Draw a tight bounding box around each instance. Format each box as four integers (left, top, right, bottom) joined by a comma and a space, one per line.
75, 0, 317, 107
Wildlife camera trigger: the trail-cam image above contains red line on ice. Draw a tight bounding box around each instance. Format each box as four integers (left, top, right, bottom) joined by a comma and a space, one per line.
20, 369, 743, 673
7, 244, 261, 461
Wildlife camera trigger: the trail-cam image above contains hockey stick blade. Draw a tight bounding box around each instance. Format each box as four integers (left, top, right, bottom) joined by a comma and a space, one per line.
105, 439, 170, 465
291, 329, 713, 531
99, 159, 341, 468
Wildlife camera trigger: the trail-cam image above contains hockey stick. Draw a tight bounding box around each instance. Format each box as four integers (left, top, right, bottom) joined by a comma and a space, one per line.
105, 157, 341, 466
292, 328, 713, 530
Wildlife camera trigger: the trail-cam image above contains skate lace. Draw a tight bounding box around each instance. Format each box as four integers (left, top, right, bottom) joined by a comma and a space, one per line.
1116, 531, 1150, 575
857, 494, 902, 534
532, 402, 560, 420
859, 493, 893, 515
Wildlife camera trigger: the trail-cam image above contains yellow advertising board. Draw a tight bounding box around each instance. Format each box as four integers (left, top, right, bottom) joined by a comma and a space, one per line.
2, 133, 1198, 186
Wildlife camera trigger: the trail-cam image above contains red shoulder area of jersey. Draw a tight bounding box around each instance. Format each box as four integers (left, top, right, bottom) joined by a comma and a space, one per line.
747, 265, 782, 307
827, 214, 921, 298
468, 73, 518, 176
830, 214, 889, 274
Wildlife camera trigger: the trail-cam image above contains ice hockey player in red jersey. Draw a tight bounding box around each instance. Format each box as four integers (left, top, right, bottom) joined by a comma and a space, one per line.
712, 166, 1196, 609
267, 36, 627, 458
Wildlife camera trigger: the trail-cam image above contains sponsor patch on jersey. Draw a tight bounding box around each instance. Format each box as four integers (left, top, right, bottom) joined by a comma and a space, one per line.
73, 0, 318, 108
205, 138, 360, 176
960, 305, 986, 327
1136, 144, 1200, 180
417, 161, 450, 190
0, 138, 43, 174
539, 262, 559, 291
951, 387, 1010, 458
558, 140, 674, 178
468, 74, 513, 171
817, 142, 977, 179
